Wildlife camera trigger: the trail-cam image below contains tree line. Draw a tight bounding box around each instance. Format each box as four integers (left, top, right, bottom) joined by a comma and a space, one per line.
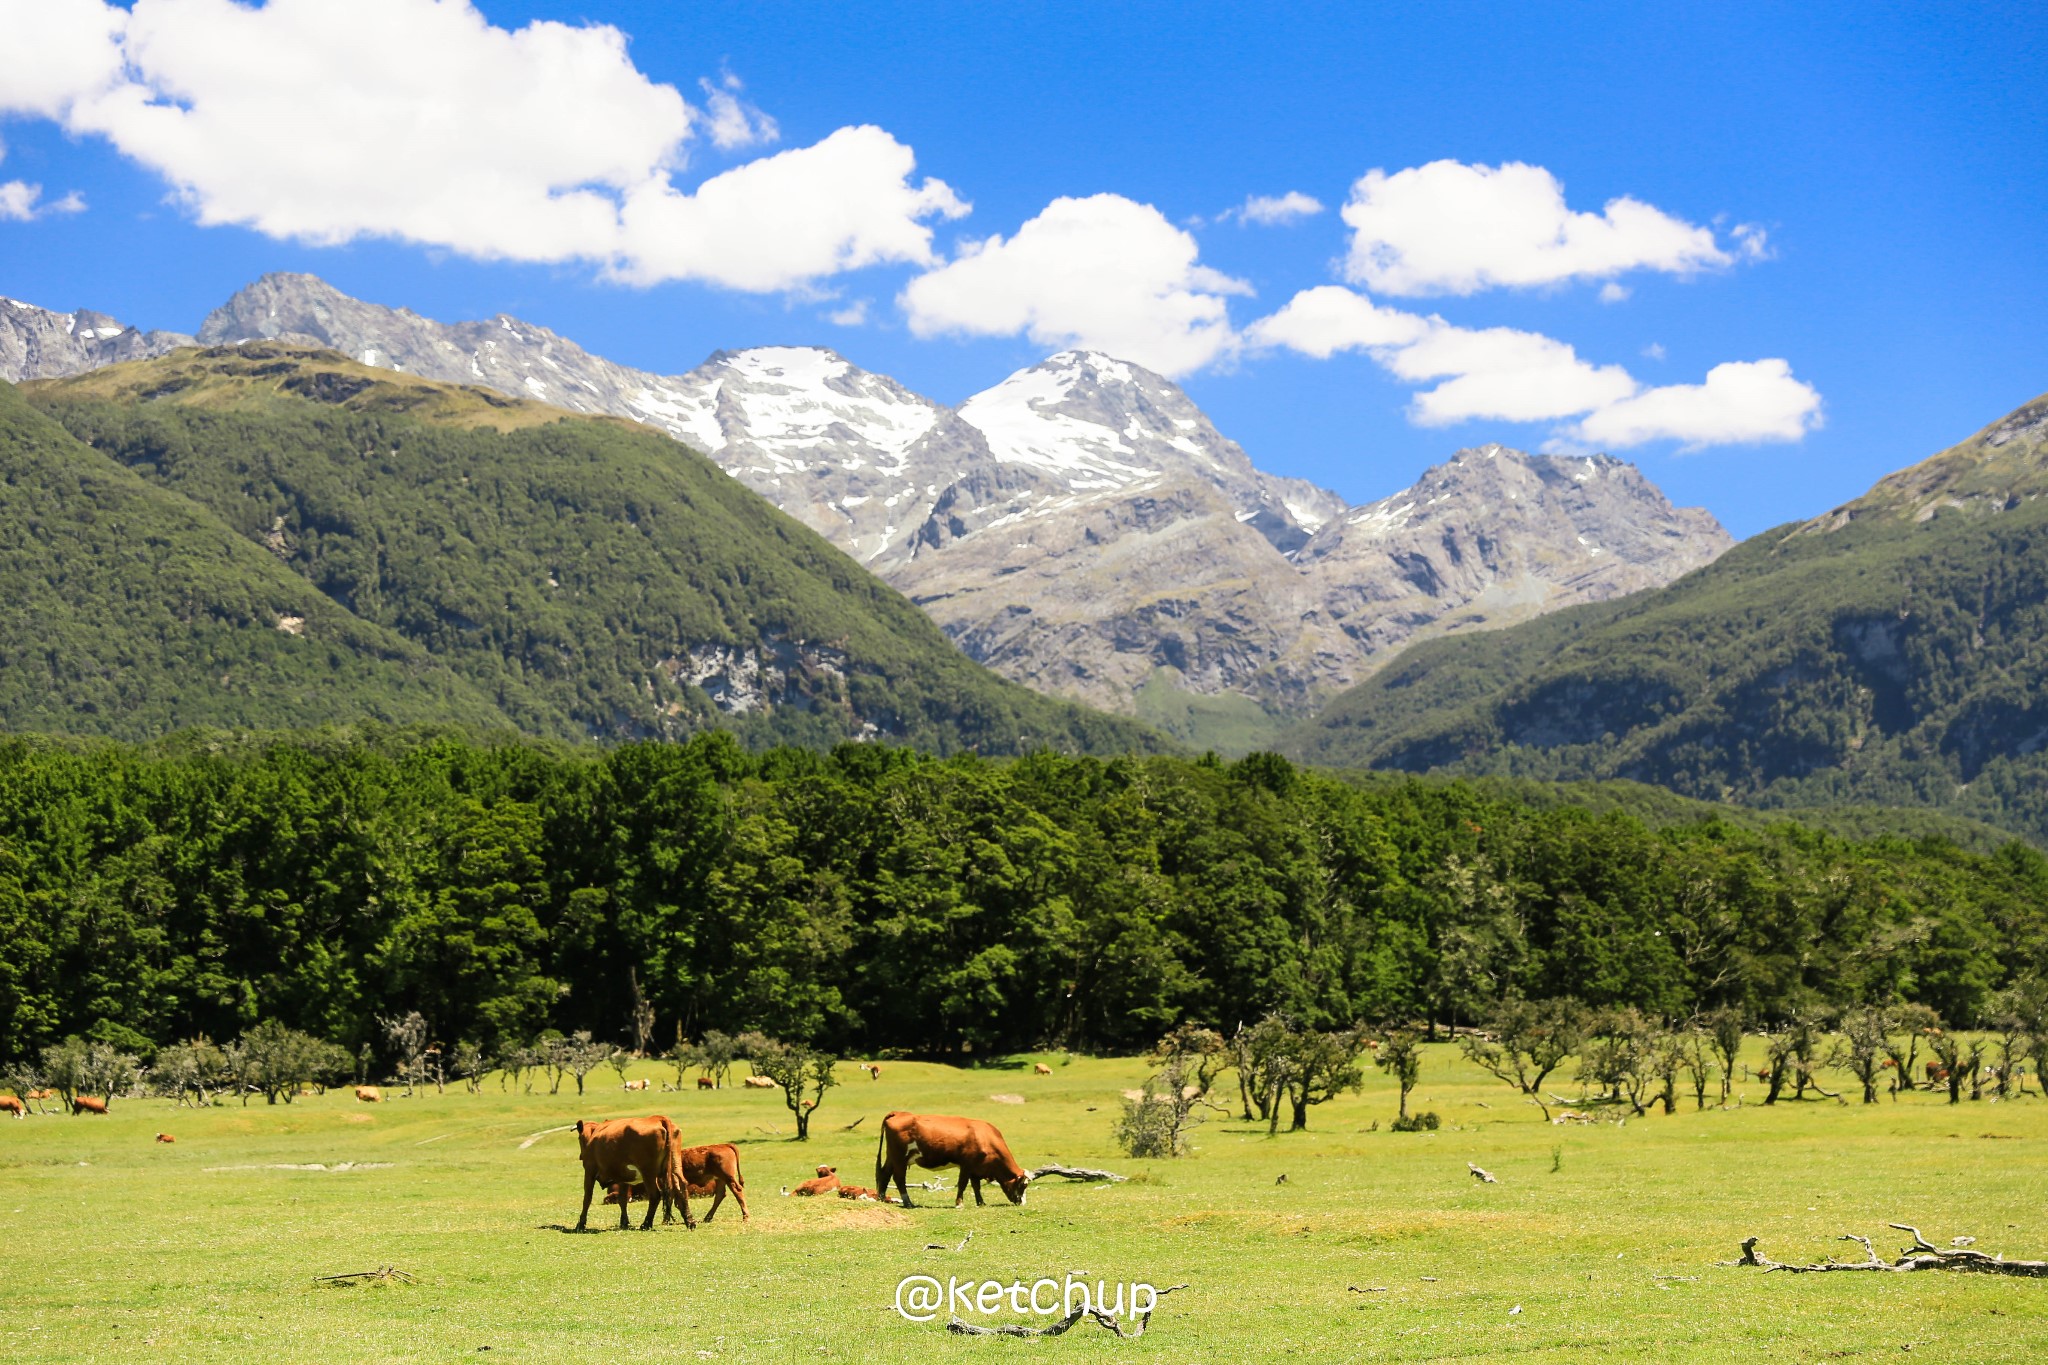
2, 729, 2046, 1070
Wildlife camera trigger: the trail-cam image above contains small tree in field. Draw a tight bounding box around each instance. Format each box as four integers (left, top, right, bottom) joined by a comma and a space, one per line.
745, 1036, 838, 1140
150, 1038, 227, 1107
1460, 997, 1590, 1122
1703, 1007, 1744, 1105
607, 1048, 633, 1089
556, 1031, 611, 1095
1578, 1009, 1658, 1115
381, 1012, 429, 1096
628, 968, 656, 1058
1373, 1030, 1423, 1121
451, 1041, 489, 1093
1115, 1025, 1228, 1157
237, 1019, 331, 1104
1830, 1006, 1895, 1104
1675, 1024, 1715, 1111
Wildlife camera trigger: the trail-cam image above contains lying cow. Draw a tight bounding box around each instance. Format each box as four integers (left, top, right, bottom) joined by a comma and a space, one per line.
876, 1111, 1029, 1209
155, 1133, 175, 1143
72, 1096, 108, 1116
573, 1115, 693, 1232
836, 1182, 891, 1202
355, 1086, 381, 1103
0, 1096, 22, 1118
742, 1076, 776, 1089
793, 1164, 840, 1196
1032, 1063, 1052, 1076
622, 1079, 650, 1091
605, 1142, 751, 1225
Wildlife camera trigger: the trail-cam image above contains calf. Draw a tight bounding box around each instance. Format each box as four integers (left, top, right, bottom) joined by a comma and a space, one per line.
876, 1112, 1029, 1209
573, 1115, 692, 1232
355, 1086, 381, 1103
1032, 1063, 1052, 1076
0, 1096, 22, 1119
612, 1143, 750, 1224
622, 1079, 650, 1092
836, 1182, 890, 1202
860, 1064, 882, 1080
154, 1133, 175, 1144
793, 1164, 840, 1196
72, 1096, 109, 1116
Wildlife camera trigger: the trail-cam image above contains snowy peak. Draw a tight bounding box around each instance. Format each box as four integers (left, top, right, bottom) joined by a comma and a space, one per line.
0, 296, 192, 382
959, 349, 1347, 541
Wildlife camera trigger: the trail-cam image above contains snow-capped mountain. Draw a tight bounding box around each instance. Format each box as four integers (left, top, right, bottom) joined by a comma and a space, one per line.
0, 274, 1732, 744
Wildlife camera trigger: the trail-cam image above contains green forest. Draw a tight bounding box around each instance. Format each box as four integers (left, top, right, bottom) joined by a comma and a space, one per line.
3, 728, 2043, 1069
3, 350, 1161, 756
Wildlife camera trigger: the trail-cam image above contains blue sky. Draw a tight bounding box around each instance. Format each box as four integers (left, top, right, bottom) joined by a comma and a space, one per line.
2, 1, 2043, 537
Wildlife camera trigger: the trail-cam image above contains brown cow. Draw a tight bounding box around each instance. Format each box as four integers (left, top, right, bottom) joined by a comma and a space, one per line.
72, 1096, 108, 1115
154, 1133, 175, 1144
573, 1115, 693, 1232
1032, 1063, 1052, 1076
696, 1076, 715, 1090
793, 1164, 840, 1196
0, 1096, 22, 1118
860, 1063, 882, 1080
608, 1143, 751, 1225
876, 1112, 1029, 1209
355, 1086, 381, 1103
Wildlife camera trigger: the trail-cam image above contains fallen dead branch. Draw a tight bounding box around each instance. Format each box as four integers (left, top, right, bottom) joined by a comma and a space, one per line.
1468, 1164, 1498, 1184
841, 1115, 866, 1131
1728, 1225, 2048, 1276
945, 1285, 1186, 1338
1026, 1163, 1127, 1184
315, 1266, 415, 1285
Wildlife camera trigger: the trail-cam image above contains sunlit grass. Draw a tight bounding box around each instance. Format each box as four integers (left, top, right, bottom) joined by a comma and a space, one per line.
3, 1044, 2045, 1362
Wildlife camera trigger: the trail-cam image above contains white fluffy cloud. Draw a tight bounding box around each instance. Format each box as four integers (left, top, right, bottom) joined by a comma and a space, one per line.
901, 193, 1250, 377
1387, 322, 1638, 426
1231, 191, 1324, 226
0, 181, 86, 221
1249, 284, 1820, 446
1342, 160, 1736, 296
0, 0, 960, 292
615, 126, 966, 291
1571, 359, 1823, 449
1243, 284, 1426, 358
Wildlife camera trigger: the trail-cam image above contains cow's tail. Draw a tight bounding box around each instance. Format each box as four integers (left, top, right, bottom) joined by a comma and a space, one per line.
874, 1111, 894, 1197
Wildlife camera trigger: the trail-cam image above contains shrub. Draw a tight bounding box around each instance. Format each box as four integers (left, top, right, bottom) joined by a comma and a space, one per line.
1389, 1111, 1440, 1132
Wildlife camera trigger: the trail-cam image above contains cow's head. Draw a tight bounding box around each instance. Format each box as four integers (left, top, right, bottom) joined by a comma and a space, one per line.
999, 1171, 1030, 1206
815, 1165, 835, 1177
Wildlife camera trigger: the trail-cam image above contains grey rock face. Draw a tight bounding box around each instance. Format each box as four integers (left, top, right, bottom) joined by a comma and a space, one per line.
4, 272, 1733, 733
0, 297, 192, 382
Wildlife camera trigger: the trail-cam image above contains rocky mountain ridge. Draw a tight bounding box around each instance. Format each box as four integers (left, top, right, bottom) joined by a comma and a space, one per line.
1, 274, 1732, 744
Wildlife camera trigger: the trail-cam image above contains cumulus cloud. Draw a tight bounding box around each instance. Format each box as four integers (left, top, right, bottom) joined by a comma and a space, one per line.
1243, 284, 1427, 357
1571, 358, 1823, 449
0, 0, 959, 292
1228, 191, 1324, 226
901, 193, 1250, 377
1342, 160, 1738, 296
0, 181, 86, 220
1249, 284, 1819, 446
615, 126, 966, 291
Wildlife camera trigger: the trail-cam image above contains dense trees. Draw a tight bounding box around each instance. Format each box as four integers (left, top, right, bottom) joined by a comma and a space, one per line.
2, 729, 2046, 1068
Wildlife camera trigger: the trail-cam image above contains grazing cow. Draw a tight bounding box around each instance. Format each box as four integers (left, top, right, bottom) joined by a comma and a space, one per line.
742, 1076, 776, 1089
27, 1089, 52, 1101
622, 1079, 650, 1092
859, 1064, 881, 1080
876, 1112, 1029, 1209
72, 1096, 108, 1115
154, 1133, 175, 1144
573, 1115, 692, 1232
696, 1076, 716, 1091
0, 1096, 22, 1119
1032, 1063, 1052, 1076
793, 1164, 840, 1196
355, 1086, 381, 1103
606, 1142, 751, 1225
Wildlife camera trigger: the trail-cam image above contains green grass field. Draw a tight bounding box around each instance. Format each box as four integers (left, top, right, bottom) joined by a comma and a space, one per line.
4, 1046, 2046, 1363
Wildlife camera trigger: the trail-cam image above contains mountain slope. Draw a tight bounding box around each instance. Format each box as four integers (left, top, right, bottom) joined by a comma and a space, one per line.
3, 274, 1730, 746
22, 346, 1167, 754
0, 378, 506, 737
1281, 390, 2048, 841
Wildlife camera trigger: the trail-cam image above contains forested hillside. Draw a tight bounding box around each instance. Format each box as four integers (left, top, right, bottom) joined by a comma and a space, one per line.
12, 347, 1163, 755
1283, 391, 2048, 842
2, 730, 2041, 1066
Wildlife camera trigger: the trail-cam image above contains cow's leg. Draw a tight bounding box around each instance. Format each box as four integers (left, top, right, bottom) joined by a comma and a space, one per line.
703, 1184, 726, 1223
954, 1167, 969, 1209
576, 1170, 596, 1232
728, 1179, 750, 1224
972, 1177, 986, 1207
675, 1181, 696, 1230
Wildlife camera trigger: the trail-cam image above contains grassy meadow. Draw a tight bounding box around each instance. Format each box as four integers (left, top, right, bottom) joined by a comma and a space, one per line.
4, 1046, 2046, 1363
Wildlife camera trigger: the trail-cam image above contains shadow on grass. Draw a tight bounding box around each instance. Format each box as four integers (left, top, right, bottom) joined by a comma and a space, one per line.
536, 1222, 660, 1234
